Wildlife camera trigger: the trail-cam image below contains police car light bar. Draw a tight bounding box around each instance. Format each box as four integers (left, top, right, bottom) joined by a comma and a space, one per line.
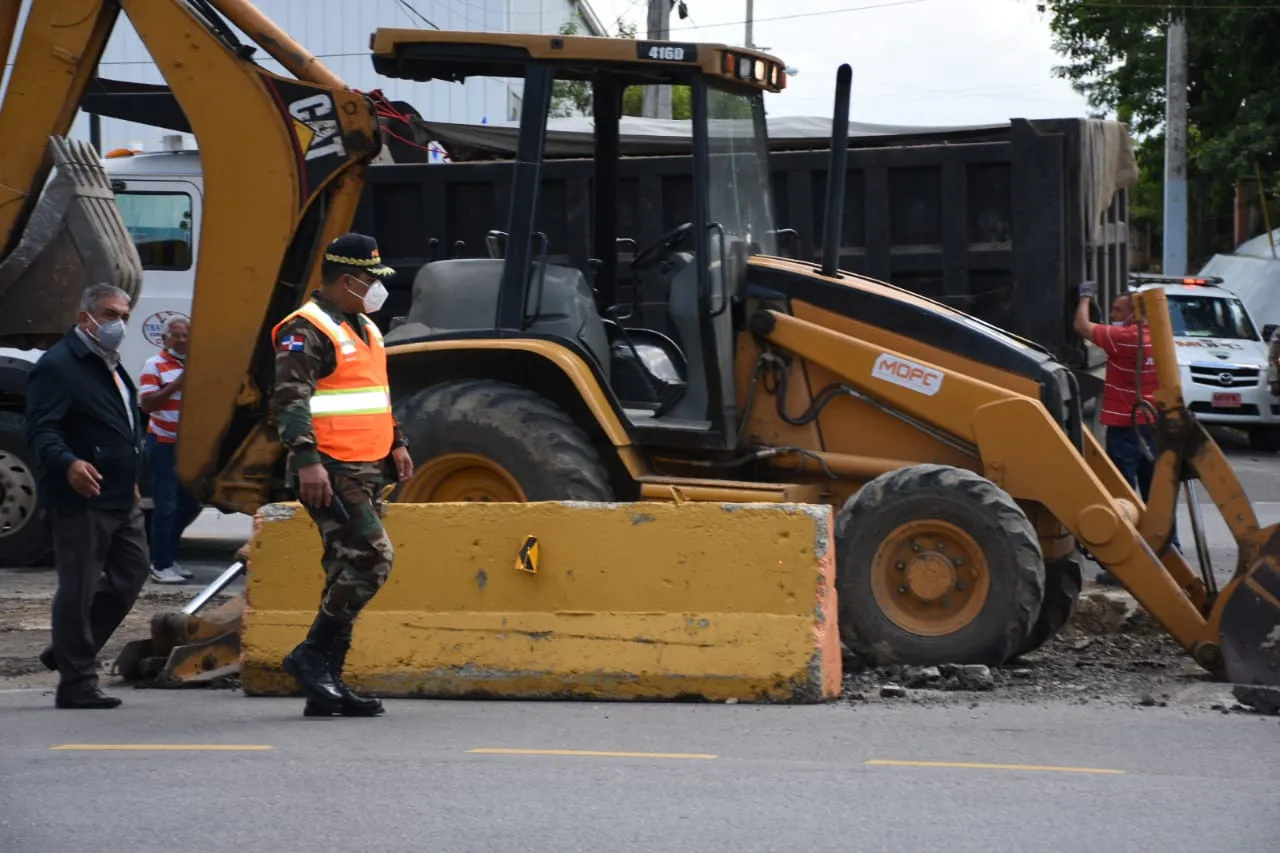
1128, 272, 1226, 287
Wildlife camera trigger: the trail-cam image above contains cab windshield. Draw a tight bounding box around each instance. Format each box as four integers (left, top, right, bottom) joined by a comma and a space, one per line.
1167, 294, 1259, 341
706, 83, 777, 260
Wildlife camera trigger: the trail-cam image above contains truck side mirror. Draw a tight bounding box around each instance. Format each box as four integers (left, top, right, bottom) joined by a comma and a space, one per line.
1264, 323, 1277, 343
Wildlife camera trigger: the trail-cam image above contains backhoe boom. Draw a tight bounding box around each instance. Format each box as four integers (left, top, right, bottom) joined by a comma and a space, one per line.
0, 0, 384, 513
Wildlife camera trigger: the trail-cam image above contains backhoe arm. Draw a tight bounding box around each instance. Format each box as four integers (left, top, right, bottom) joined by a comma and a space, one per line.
754, 290, 1280, 684
0, 0, 383, 511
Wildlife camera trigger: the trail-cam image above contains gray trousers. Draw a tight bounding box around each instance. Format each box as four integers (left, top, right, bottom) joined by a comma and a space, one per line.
49, 504, 150, 691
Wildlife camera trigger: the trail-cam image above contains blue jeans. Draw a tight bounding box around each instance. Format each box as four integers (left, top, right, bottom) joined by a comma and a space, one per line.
1105, 425, 1180, 550
146, 433, 202, 570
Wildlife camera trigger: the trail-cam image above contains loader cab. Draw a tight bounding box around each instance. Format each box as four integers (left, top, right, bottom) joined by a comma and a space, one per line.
373, 30, 788, 450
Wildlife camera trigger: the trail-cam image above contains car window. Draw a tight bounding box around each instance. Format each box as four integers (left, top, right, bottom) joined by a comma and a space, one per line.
1166, 294, 1258, 341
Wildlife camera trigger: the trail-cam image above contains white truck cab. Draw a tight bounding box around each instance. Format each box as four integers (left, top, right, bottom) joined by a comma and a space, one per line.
97, 143, 203, 375
1132, 273, 1280, 451
0, 141, 203, 567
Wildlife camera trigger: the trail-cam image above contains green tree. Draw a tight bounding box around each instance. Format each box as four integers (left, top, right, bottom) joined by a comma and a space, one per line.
550, 19, 645, 117
1045, 1, 1280, 259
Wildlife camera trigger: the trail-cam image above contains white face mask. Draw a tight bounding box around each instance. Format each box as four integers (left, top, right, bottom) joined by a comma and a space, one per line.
347, 276, 388, 313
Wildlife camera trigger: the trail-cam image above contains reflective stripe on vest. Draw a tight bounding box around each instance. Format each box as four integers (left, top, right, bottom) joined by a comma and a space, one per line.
271, 299, 395, 462
310, 386, 392, 417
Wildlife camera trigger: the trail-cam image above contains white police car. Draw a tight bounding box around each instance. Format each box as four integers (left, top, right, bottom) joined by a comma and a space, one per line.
1132, 274, 1280, 451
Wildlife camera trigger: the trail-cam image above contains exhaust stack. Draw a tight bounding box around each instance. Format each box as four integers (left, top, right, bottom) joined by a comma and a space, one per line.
820, 64, 852, 279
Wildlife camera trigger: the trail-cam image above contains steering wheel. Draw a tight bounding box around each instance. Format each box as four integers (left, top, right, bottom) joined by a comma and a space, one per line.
631, 222, 694, 271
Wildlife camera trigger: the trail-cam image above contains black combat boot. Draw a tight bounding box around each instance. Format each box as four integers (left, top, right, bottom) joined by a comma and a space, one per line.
303, 624, 384, 718
282, 611, 345, 712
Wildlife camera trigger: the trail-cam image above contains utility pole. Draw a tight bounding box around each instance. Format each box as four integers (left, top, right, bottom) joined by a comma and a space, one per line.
642, 0, 672, 119
1163, 14, 1187, 276
745, 0, 753, 48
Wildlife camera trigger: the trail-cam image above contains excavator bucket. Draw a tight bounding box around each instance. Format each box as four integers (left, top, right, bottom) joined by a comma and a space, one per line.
1218, 537, 1280, 687
113, 596, 244, 686
113, 558, 247, 687
0, 137, 142, 349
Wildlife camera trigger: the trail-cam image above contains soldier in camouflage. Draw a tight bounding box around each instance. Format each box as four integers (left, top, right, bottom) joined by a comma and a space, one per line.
272, 232, 414, 718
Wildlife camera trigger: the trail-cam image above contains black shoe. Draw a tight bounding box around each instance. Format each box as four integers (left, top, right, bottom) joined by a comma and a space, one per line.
302, 624, 384, 717
282, 612, 346, 712
55, 686, 121, 709
39, 647, 56, 672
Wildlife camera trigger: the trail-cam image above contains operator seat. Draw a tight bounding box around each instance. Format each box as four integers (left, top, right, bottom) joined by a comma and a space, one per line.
384, 258, 611, 382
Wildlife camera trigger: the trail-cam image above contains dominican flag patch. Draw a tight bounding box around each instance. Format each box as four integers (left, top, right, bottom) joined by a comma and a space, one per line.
279, 334, 306, 352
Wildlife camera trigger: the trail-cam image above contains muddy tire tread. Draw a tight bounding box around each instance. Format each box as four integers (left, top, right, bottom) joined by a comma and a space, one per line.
834, 463, 1045, 667
393, 379, 613, 500
1016, 555, 1084, 657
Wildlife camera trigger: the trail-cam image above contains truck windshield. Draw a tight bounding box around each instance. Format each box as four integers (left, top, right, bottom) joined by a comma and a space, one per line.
706, 84, 777, 260
114, 191, 194, 271
1167, 294, 1258, 341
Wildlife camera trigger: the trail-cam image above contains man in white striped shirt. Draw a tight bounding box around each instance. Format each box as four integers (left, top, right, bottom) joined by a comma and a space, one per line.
138, 316, 201, 584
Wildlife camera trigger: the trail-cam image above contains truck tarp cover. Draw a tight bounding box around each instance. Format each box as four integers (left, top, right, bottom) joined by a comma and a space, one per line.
412, 114, 1010, 159
1199, 230, 1280, 330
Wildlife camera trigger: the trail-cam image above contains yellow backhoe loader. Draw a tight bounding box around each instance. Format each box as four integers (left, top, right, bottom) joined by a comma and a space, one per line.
363, 31, 1275, 687
1, 6, 1276, 689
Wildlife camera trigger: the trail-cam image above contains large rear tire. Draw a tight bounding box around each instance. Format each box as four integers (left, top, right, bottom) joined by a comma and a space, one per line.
1248, 426, 1280, 454
834, 464, 1045, 667
1015, 555, 1083, 657
392, 379, 614, 502
0, 411, 53, 568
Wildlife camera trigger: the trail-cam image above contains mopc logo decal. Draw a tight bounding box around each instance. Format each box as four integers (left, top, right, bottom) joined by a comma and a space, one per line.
288, 94, 346, 162
872, 354, 944, 396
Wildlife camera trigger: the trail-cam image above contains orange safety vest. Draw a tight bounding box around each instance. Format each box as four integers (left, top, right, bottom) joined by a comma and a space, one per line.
271, 299, 394, 462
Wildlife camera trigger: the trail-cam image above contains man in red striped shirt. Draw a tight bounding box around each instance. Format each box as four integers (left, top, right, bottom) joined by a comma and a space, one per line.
138, 316, 201, 584
1075, 282, 1179, 582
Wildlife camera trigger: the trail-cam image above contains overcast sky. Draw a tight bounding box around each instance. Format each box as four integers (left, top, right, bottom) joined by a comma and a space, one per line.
607, 0, 1092, 125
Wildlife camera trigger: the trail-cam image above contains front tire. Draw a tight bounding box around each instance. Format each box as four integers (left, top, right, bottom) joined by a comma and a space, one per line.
0, 411, 52, 568
834, 464, 1045, 667
1015, 555, 1083, 657
392, 379, 614, 502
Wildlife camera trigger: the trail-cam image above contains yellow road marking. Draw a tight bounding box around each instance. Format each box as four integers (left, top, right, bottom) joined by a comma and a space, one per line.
866, 759, 1123, 775
468, 748, 716, 760
50, 744, 273, 752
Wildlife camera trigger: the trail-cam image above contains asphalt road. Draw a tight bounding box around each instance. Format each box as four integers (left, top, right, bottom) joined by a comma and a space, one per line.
0, 691, 1275, 853
1, 432, 1278, 851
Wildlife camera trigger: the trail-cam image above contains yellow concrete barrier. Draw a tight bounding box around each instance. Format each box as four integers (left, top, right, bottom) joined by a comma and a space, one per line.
240, 501, 841, 703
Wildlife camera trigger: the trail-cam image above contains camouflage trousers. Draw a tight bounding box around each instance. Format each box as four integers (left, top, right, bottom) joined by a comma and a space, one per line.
303, 463, 395, 624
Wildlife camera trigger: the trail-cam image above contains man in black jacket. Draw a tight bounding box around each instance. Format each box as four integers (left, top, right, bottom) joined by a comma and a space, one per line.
26, 283, 150, 709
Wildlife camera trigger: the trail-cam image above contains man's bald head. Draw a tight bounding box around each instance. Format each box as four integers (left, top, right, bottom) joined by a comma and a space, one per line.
1111, 293, 1136, 325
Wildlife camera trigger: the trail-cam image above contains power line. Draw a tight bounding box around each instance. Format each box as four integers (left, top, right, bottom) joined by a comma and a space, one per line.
670, 0, 943, 32
668, 0, 1280, 32
397, 0, 441, 29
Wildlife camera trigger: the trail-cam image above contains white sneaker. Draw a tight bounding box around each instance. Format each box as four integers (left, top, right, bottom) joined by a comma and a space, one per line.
150, 566, 186, 584
172, 563, 194, 579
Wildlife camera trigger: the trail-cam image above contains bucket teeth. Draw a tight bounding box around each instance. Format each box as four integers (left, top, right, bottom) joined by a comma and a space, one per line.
1218, 558, 1280, 687
0, 135, 142, 348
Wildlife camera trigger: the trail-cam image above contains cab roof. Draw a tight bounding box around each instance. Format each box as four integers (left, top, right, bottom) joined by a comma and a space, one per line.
369, 28, 788, 93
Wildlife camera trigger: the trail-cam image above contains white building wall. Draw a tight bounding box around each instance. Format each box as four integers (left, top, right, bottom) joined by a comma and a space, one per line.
3, 0, 602, 153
